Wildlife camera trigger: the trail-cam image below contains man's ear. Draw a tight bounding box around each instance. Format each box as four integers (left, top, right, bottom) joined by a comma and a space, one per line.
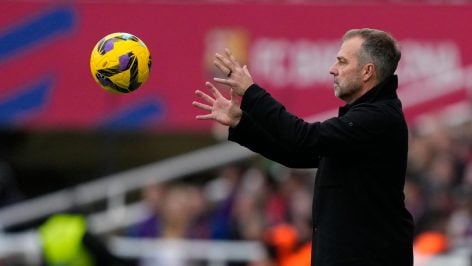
363, 63, 375, 82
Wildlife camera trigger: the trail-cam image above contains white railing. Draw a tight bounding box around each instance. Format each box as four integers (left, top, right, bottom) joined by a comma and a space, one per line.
0, 232, 266, 266
109, 237, 266, 266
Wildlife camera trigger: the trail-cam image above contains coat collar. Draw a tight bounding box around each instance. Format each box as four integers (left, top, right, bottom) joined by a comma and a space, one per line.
338, 75, 399, 116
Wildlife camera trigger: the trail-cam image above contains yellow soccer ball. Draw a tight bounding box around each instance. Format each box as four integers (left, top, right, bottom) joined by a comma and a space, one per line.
90, 32, 151, 93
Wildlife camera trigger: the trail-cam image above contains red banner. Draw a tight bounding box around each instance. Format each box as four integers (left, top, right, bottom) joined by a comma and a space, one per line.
1, 2, 470, 131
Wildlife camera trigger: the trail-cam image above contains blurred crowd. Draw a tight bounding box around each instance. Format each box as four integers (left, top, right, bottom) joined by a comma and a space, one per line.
406, 119, 472, 255
125, 160, 314, 266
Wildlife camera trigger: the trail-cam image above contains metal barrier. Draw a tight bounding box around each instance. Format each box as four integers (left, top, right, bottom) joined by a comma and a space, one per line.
0, 232, 266, 266
109, 237, 266, 266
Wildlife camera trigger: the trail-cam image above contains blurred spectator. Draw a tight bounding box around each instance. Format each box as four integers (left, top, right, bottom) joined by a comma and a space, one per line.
158, 185, 195, 239
447, 185, 472, 246
420, 154, 456, 213
262, 183, 313, 266
184, 184, 211, 239
126, 183, 166, 238
39, 213, 133, 266
230, 167, 268, 241
126, 182, 210, 266
127, 182, 209, 239
413, 231, 449, 265
264, 224, 311, 266
204, 163, 246, 239
404, 176, 426, 223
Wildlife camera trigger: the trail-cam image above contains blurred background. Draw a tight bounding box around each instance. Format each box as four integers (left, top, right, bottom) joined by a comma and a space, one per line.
1, 0, 472, 265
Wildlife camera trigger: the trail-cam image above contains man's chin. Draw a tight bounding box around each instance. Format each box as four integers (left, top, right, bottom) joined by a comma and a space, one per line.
334, 88, 341, 98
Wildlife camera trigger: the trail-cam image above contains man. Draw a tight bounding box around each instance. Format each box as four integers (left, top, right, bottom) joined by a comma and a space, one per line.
193, 28, 414, 266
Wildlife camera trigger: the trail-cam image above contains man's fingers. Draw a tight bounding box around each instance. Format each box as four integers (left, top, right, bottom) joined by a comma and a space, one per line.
216, 51, 240, 72
214, 57, 231, 76
192, 101, 212, 112
213, 77, 236, 87
205, 81, 224, 98
215, 53, 232, 68
225, 48, 240, 68
195, 89, 215, 104
195, 114, 214, 120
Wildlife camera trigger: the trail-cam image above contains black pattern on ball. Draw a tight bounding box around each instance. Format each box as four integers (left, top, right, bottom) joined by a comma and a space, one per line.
95, 51, 142, 93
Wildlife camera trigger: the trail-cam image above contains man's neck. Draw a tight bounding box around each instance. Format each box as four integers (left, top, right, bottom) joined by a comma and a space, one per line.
346, 79, 380, 104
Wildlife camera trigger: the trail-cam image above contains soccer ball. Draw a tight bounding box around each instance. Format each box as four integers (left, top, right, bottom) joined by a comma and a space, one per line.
90, 32, 152, 93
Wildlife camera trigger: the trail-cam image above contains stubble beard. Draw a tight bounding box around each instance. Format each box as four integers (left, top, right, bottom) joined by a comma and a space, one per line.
334, 78, 362, 103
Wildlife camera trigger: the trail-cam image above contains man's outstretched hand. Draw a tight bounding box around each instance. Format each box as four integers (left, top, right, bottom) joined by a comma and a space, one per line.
213, 48, 253, 96
192, 81, 242, 128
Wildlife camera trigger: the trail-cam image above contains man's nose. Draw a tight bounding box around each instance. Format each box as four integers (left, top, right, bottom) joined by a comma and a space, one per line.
329, 64, 337, 76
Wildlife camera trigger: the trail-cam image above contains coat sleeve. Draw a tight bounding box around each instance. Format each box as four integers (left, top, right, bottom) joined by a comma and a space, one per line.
229, 111, 320, 168
229, 84, 397, 160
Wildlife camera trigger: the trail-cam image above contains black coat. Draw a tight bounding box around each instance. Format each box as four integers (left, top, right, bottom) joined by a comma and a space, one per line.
228, 75, 414, 266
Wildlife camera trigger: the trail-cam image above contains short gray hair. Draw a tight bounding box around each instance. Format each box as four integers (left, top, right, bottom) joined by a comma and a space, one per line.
343, 28, 401, 82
